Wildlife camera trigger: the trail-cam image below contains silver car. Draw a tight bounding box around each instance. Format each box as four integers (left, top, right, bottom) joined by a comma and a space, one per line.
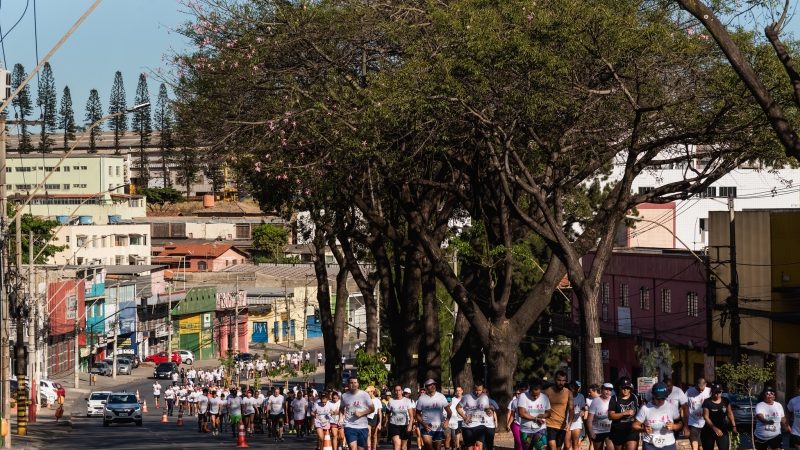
103, 392, 142, 426
103, 358, 132, 375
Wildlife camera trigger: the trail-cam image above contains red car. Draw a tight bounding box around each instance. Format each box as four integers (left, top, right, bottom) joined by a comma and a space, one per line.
144, 351, 182, 365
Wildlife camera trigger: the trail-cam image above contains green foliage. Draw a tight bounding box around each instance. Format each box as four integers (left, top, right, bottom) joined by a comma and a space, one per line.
716, 356, 774, 396
58, 86, 76, 149
132, 73, 152, 186
138, 187, 184, 207
6, 206, 66, 264
300, 361, 316, 384
251, 223, 289, 257
154, 83, 175, 187
84, 89, 103, 153
37, 62, 57, 153
11, 64, 33, 153
109, 71, 127, 153
219, 350, 237, 386
638, 343, 675, 378
354, 348, 389, 388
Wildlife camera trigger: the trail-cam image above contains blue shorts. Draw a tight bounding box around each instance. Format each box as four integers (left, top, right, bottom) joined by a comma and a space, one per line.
345, 427, 369, 448
420, 426, 446, 442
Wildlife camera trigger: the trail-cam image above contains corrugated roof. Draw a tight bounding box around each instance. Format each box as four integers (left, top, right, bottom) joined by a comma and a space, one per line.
153, 242, 249, 258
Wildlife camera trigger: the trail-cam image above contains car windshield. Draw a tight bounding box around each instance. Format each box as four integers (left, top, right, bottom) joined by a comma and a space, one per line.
94, 363, 106, 368
157, 363, 173, 369
90, 393, 109, 400
107, 394, 137, 404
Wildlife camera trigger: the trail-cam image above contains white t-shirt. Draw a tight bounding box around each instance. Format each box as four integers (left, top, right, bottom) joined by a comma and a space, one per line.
755, 401, 784, 440
517, 392, 551, 433
685, 386, 711, 428
448, 396, 463, 428
153, 383, 162, 396
242, 396, 258, 415
646, 386, 688, 410
197, 394, 209, 414
313, 401, 337, 428
388, 397, 414, 426
635, 401, 680, 448
267, 394, 285, 414
342, 390, 373, 429
208, 396, 222, 414
571, 393, 586, 430
415, 392, 450, 432
588, 396, 612, 435
367, 397, 381, 419
292, 398, 308, 421
459, 393, 490, 428
508, 397, 520, 424
786, 396, 800, 436
328, 400, 342, 425
485, 399, 499, 429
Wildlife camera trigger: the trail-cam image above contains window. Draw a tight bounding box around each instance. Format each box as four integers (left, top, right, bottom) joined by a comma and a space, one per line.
63, 166, 70, 172
699, 218, 706, 233
197, 261, 208, 271
73, 166, 80, 170
601, 282, 610, 322
109, 166, 113, 176
129, 235, 144, 246
15, 184, 32, 190
76, 235, 87, 248
81, 166, 87, 170
115, 255, 125, 265
687, 292, 699, 317
44, 184, 60, 190
620, 284, 629, 307
235, 224, 251, 239
638, 186, 655, 194
661, 288, 672, 313
92, 235, 98, 248
719, 187, 737, 198
114, 235, 127, 246
63, 184, 70, 190
640, 287, 650, 310
116, 166, 121, 176
699, 187, 717, 198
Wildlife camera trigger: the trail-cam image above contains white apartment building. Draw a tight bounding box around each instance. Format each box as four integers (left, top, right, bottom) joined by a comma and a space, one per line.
50, 223, 151, 266
625, 167, 800, 250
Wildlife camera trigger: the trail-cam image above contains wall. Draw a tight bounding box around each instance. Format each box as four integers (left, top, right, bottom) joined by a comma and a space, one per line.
47, 279, 86, 337
627, 203, 676, 248
6, 155, 127, 196
212, 248, 248, 271
51, 223, 151, 265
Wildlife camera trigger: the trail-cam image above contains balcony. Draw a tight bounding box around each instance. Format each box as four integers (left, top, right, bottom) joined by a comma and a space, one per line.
85, 282, 105, 298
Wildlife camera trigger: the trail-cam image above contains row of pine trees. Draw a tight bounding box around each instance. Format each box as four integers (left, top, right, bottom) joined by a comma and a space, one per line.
7, 63, 179, 187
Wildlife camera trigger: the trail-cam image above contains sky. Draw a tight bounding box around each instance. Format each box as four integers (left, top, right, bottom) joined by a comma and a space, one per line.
0, 0, 191, 122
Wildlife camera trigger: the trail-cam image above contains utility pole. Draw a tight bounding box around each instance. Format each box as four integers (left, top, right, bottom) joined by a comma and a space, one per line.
728, 197, 741, 364
233, 277, 239, 353
112, 283, 119, 379
73, 281, 79, 389
167, 283, 172, 355
0, 113, 9, 449
14, 213, 27, 436
27, 234, 35, 423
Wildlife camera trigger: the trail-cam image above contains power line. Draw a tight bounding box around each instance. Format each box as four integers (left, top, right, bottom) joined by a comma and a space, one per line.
0, 0, 30, 42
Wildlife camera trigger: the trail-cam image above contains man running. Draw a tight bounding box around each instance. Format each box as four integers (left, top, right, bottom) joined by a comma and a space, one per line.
227, 388, 243, 438
416, 379, 452, 450
197, 387, 210, 433
267, 386, 287, 441
208, 390, 222, 436
293, 391, 309, 438
242, 389, 258, 435
544, 371, 574, 450
457, 381, 491, 450
587, 383, 613, 450
685, 377, 711, 450
341, 376, 376, 450
447, 386, 464, 450
153, 380, 162, 409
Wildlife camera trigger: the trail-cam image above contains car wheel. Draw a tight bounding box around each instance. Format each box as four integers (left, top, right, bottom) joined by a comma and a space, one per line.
185, 359, 192, 365
103, 420, 109, 427
135, 420, 142, 426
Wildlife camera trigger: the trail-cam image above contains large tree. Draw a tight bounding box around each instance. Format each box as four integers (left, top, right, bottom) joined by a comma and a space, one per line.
84, 89, 103, 153
154, 83, 175, 187
10, 64, 33, 153
36, 62, 57, 153
58, 86, 76, 150
108, 71, 127, 154
132, 73, 152, 187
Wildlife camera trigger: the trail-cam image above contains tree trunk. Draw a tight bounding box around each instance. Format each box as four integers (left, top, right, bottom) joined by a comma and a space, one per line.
485, 319, 523, 432
397, 244, 422, 391
162, 148, 170, 187
334, 266, 349, 357
575, 282, 603, 386
312, 233, 342, 387
340, 233, 378, 353
450, 307, 474, 389
421, 267, 441, 383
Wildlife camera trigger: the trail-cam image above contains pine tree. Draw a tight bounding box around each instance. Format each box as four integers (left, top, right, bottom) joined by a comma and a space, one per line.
131, 73, 152, 187
58, 86, 76, 150
10, 64, 33, 153
36, 62, 57, 153
108, 71, 127, 154
153, 83, 174, 187
84, 89, 103, 153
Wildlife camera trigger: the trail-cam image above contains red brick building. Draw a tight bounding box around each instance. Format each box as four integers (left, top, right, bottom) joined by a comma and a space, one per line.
152, 242, 249, 272
47, 279, 86, 376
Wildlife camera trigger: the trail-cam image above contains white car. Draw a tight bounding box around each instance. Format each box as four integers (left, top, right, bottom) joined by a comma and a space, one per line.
86, 391, 111, 417
177, 350, 194, 365
39, 379, 63, 406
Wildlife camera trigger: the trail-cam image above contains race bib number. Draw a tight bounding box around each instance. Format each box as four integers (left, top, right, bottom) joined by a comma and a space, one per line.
429, 420, 442, 431
765, 424, 777, 432
318, 414, 330, 427
652, 437, 667, 448
391, 412, 406, 425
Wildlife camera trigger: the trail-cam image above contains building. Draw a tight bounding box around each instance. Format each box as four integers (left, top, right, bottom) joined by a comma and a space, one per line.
152, 242, 249, 272
708, 209, 800, 400
5, 154, 130, 197
141, 214, 288, 251
170, 287, 217, 360
46, 278, 86, 376
215, 289, 249, 357
577, 248, 709, 386
50, 223, 152, 265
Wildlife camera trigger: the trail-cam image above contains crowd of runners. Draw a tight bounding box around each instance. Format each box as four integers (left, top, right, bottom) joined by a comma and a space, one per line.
148, 367, 800, 450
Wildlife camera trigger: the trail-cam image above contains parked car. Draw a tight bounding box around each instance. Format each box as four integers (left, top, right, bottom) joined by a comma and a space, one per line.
103, 392, 142, 427
177, 350, 194, 365
103, 357, 132, 375
91, 361, 112, 377
234, 352, 253, 362
722, 392, 757, 430
85, 391, 111, 417
39, 380, 65, 405
144, 351, 182, 365
117, 350, 140, 368
153, 362, 178, 380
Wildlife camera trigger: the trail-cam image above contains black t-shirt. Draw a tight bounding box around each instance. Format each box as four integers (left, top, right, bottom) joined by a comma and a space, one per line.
609, 395, 638, 429
702, 397, 731, 431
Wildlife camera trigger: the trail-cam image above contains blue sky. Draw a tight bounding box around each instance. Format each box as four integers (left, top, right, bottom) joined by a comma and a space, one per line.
0, 0, 190, 123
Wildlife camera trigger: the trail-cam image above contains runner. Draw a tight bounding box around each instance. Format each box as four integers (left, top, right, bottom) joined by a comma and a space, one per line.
457, 381, 491, 450
685, 377, 711, 450
314, 392, 337, 450
633, 382, 682, 450
242, 389, 257, 435
786, 385, 800, 450
165, 385, 176, 416
208, 389, 222, 436
415, 379, 451, 450
387, 384, 415, 450
293, 390, 310, 438
544, 371, 574, 450
586, 383, 613, 450
517, 379, 550, 450
267, 386, 287, 441
153, 380, 162, 409
608, 378, 638, 450
646, 377, 688, 437
227, 388, 243, 438
566, 381, 586, 450
366, 386, 383, 450
446, 386, 464, 450
197, 387, 210, 433
701, 382, 735, 450
484, 389, 499, 450
754, 386, 788, 450
341, 376, 376, 450
331, 390, 344, 450
508, 383, 527, 450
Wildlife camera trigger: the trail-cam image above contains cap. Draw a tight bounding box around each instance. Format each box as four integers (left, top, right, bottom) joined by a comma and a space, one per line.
652, 382, 669, 400
602, 382, 614, 390
764, 386, 777, 395
403, 388, 412, 394
618, 379, 634, 389
710, 382, 723, 392
424, 379, 437, 387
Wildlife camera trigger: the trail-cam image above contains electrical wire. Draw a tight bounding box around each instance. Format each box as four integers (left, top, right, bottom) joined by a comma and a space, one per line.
0, 0, 29, 42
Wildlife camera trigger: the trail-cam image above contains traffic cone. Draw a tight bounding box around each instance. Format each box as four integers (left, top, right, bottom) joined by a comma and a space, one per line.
161, 407, 168, 424
236, 422, 249, 448
142, 400, 148, 413
176, 411, 184, 427
136, 390, 140, 401
323, 430, 333, 450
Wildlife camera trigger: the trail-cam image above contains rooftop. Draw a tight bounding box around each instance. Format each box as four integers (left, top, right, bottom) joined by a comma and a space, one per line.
153, 242, 249, 258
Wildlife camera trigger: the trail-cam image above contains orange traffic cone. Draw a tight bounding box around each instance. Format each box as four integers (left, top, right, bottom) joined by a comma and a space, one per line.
323, 430, 333, 450
236, 422, 249, 448
161, 407, 168, 424
176, 411, 184, 427
142, 400, 148, 413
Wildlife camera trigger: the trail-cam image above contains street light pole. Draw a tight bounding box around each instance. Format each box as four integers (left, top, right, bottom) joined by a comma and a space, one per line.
112, 283, 119, 379
167, 283, 173, 355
